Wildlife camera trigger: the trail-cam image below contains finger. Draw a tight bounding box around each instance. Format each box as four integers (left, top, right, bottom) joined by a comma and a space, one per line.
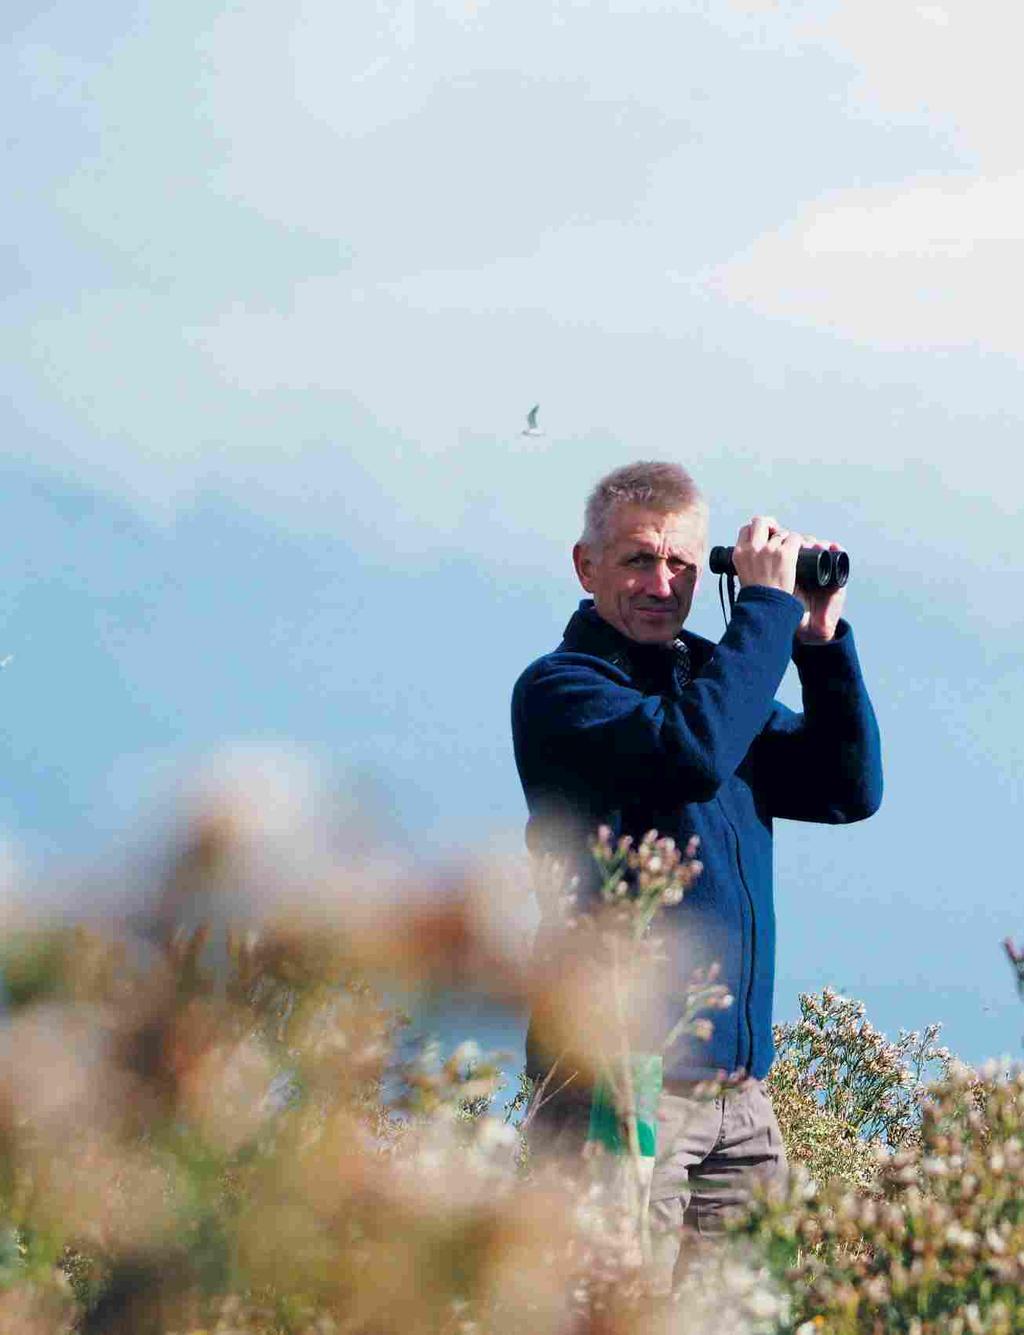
749, 516, 771, 547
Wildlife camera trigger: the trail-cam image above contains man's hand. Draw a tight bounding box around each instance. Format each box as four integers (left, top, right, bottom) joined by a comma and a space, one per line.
732, 516, 802, 596
732, 518, 846, 643
792, 534, 846, 644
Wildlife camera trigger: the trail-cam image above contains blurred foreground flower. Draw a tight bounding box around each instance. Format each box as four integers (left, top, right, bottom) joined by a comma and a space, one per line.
0, 762, 1020, 1335
0, 778, 740, 1333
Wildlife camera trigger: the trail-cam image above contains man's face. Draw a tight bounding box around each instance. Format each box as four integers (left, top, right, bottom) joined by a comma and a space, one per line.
573, 503, 707, 645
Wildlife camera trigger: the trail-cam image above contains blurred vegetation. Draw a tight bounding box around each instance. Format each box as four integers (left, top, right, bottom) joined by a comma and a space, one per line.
0, 794, 1019, 1334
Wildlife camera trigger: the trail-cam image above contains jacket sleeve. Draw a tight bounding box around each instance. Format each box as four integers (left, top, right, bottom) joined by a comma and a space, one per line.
750, 619, 883, 823
514, 587, 804, 802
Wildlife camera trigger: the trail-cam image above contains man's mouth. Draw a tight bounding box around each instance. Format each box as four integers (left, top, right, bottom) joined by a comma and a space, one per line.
636, 606, 677, 617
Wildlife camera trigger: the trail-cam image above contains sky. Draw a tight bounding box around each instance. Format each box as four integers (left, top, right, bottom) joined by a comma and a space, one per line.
3, 0, 1023, 1069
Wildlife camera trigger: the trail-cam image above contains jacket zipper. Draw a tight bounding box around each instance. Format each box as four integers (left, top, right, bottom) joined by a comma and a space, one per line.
716, 795, 757, 1074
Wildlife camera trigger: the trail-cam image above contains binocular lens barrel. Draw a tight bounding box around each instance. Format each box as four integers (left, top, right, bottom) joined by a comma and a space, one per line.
708, 545, 851, 591
798, 549, 833, 589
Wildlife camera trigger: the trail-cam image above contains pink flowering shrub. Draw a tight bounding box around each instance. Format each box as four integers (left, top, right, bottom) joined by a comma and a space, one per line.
0, 805, 782, 1335
771, 987, 951, 1150
743, 971, 1024, 1333
739, 1061, 1024, 1334
0, 795, 1019, 1335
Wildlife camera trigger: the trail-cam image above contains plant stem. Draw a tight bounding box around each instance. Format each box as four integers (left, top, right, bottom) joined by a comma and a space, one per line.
610, 936, 651, 1265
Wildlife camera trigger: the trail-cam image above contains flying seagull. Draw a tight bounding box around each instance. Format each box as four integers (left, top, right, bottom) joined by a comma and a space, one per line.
521, 404, 543, 437
0, 656, 12, 670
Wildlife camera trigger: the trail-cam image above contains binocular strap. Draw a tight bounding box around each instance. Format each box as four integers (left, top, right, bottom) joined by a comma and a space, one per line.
718, 572, 738, 628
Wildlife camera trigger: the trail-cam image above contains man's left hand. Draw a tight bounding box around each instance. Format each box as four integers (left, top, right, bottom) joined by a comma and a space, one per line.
793, 535, 847, 644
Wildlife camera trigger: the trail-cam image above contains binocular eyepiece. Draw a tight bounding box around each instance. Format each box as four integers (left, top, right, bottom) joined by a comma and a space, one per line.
709, 545, 850, 591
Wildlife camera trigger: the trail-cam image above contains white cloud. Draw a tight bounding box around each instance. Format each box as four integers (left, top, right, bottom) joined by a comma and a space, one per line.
199, 1, 688, 276
801, 174, 1024, 258
9, 0, 1024, 571
707, 0, 1024, 481
713, 172, 1024, 356
821, 1, 1024, 166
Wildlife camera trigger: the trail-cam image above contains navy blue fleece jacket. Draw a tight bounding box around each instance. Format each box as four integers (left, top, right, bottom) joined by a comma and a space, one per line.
511, 587, 883, 1082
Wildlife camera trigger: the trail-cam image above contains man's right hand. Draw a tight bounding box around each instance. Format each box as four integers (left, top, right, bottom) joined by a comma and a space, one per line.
731, 516, 803, 595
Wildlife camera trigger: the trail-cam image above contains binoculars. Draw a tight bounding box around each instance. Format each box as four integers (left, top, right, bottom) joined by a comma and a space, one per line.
709, 545, 850, 591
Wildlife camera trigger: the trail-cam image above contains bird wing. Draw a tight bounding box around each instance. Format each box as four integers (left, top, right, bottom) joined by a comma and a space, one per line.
526, 405, 539, 428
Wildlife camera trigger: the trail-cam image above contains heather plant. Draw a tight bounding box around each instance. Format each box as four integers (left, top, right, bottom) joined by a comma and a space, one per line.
528, 826, 732, 1264
589, 825, 734, 1067
736, 971, 1024, 1333
764, 1056, 879, 1195
0, 782, 1020, 1335
770, 986, 951, 1154
738, 1060, 1024, 1334
0, 794, 776, 1334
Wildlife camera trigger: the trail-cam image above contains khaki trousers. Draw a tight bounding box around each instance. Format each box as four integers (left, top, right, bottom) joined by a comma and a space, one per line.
527, 1077, 788, 1284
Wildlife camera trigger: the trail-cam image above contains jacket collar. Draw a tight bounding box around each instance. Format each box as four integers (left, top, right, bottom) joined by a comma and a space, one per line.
560, 600, 694, 687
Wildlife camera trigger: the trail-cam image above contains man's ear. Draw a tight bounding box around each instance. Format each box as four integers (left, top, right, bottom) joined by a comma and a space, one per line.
572, 542, 594, 592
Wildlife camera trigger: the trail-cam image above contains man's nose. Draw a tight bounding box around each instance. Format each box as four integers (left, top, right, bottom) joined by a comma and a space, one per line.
645, 561, 675, 599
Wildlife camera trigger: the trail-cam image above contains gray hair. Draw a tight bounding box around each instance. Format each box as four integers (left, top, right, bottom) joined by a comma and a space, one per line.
580, 461, 706, 550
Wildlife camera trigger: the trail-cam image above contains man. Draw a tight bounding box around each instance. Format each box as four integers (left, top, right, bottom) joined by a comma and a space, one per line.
511, 461, 882, 1264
